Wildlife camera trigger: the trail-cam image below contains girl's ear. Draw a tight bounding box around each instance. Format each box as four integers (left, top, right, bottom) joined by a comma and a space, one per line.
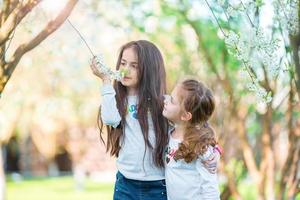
181, 111, 192, 122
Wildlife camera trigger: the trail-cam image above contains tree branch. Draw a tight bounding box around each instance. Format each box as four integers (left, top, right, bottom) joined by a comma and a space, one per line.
0, 0, 78, 94
0, 0, 41, 46
0, 0, 11, 26
7, 0, 20, 18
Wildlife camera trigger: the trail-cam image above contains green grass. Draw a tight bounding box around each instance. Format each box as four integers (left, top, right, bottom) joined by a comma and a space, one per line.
238, 182, 257, 200
7, 176, 114, 200
7, 176, 300, 200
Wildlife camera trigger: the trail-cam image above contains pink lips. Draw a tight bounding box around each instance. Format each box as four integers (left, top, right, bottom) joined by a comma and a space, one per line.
123, 77, 131, 81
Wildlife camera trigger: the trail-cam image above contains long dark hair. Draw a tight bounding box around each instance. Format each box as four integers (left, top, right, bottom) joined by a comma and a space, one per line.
174, 79, 217, 163
98, 40, 169, 168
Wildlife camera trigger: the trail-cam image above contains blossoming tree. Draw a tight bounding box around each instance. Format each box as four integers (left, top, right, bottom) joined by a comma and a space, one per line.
0, 1, 78, 200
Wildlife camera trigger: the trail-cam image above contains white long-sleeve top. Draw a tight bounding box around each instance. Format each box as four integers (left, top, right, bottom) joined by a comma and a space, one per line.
100, 84, 165, 181
165, 135, 220, 200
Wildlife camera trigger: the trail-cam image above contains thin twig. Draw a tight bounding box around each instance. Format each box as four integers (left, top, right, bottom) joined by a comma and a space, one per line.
221, 6, 230, 22
277, 0, 290, 22
204, 0, 227, 37
67, 19, 95, 57
239, 0, 255, 27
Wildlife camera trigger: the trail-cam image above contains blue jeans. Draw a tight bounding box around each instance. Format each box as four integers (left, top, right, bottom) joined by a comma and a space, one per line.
113, 171, 167, 200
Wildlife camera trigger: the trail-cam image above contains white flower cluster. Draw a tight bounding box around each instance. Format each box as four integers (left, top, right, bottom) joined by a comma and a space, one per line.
273, 0, 299, 36
216, 0, 253, 18
224, 31, 249, 62
246, 81, 272, 103
215, 0, 283, 103
224, 30, 274, 103
250, 28, 280, 78
224, 28, 280, 102
93, 55, 124, 81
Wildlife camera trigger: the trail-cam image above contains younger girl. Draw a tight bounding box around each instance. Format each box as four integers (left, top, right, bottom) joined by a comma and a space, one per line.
163, 78, 220, 200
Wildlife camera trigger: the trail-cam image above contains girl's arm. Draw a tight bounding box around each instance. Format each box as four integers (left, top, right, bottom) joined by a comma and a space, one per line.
196, 158, 221, 199
90, 58, 122, 128
101, 83, 121, 128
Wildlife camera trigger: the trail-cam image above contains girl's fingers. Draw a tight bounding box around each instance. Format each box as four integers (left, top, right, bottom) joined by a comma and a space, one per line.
90, 63, 96, 72
90, 59, 100, 75
90, 57, 97, 68
203, 153, 216, 164
202, 150, 220, 174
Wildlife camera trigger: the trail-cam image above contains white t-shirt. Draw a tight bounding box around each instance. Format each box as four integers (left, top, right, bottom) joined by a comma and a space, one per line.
165, 135, 220, 200
101, 84, 165, 181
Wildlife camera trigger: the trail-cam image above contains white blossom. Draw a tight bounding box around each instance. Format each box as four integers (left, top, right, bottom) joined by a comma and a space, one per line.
273, 0, 299, 35
227, 6, 238, 17
224, 31, 239, 48
92, 54, 126, 81
246, 82, 272, 103
217, 0, 226, 6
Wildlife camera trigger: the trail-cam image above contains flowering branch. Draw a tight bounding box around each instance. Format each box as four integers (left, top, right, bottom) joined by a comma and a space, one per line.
67, 20, 127, 81
238, 0, 255, 27
206, 0, 274, 103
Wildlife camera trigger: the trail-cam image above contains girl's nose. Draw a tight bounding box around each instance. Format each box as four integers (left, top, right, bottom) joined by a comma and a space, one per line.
120, 64, 130, 75
125, 64, 133, 74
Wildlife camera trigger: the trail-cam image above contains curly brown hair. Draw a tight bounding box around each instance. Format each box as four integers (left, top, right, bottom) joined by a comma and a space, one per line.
173, 79, 217, 163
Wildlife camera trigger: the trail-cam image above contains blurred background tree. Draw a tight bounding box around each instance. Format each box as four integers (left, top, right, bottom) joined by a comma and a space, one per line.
0, 1, 78, 199
0, 0, 299, 200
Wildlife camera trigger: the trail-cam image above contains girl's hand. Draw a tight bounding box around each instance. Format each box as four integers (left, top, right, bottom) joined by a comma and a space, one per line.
90, 57, 111, 84
202, 150, 220, 174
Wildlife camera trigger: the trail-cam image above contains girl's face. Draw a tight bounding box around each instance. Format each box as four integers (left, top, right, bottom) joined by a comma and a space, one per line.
120, 47, 139, 94
163, 85, 184, 123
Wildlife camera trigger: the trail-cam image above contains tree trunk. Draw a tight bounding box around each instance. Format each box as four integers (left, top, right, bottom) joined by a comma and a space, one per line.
234, 114, 264, 200
261, 108, 275, 200
290, 32, 300, 100
278, 79, 300, 199
219, 159, 242, 200
0, 146, 5, 200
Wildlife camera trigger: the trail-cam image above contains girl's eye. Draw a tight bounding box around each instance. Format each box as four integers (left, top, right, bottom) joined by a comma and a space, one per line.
131, 64, 137, 69
120, 62, 126, 66
164, 95, 171, 102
